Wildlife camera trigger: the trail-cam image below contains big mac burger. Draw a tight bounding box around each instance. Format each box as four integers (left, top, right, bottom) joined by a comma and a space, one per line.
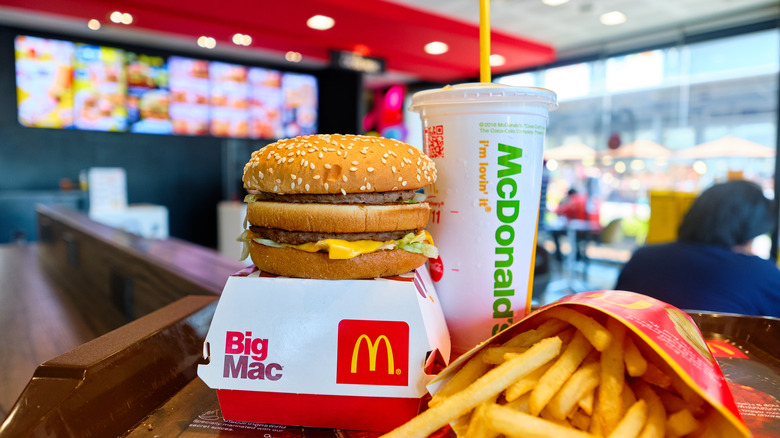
239, 134, 438, 279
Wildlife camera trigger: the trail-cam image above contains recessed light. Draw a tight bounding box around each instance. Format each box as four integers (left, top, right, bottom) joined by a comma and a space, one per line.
285, 51, 302, 62
307, 15, 335, 31
424, 41, 449, 55
233, 33, 252, 46
87, 19, 101, 30
600, 11, 626, 25
197, 36, 216, 49
489, 54, 506, 66
542, 0, 569, 5
109, 11, 132, 25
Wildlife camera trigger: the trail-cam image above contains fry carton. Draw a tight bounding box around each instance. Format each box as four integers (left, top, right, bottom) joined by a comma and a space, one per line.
198, 266, 451, 432
411, 290, 751, 438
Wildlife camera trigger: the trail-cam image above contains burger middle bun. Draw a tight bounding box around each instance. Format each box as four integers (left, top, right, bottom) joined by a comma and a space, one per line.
248, 241, 428, 280
247, 201, 430, 233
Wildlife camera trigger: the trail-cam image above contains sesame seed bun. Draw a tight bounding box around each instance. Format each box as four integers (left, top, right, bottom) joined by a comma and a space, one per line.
246, 201, 430, 233
243, 134, 436, 195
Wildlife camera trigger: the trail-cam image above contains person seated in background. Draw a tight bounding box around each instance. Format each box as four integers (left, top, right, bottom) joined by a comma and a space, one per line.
551, 188, 600, 262
615, 180, 780, 317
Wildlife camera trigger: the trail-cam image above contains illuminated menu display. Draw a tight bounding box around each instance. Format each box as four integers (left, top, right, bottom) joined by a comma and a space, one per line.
209, 61, 250, 137
282, 72, 318, 137
15, 35, 75, 128
73, 43, 128, 131
14, 34, 318, 139
126, 52, 171, 134
248, 67, 282, 139
169, 56, 210, 136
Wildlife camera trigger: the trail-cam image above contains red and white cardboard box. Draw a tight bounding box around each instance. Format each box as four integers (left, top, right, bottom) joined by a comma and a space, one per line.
198, 266, 451, 432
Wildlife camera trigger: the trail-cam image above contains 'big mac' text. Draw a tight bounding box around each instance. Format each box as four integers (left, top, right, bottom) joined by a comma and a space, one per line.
223, 331, 283, 381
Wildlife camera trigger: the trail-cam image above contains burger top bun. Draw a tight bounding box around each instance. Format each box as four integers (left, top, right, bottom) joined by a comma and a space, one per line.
243, 134, 437, 195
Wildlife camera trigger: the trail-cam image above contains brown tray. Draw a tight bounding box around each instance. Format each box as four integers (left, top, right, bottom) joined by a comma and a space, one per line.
2, 300, 777, 437
127, 312, 780, 438
689, 312, 780, 438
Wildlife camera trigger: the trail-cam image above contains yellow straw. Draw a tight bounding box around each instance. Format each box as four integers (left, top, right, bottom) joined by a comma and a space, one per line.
479, 0, 491, 83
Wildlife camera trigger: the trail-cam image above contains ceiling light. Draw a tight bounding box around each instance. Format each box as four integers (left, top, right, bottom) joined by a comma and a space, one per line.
232, 33, 252, 46
489, 54, 506, 67
307, 15, 335, 31
424, 41, 448, 55
197, 36, 216, 49
87, 19, 101, 30
285, 51, 302, 63
600, 11, 626, 26
542, 0, 569, 5
109, 11, 132, 25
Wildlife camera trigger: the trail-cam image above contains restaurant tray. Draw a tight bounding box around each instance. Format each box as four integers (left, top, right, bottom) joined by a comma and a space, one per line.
126, 311, 780, 437
1, 299, 777, 437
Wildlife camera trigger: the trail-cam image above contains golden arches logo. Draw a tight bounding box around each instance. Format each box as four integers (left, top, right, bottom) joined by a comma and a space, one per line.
351, 334, 394, 375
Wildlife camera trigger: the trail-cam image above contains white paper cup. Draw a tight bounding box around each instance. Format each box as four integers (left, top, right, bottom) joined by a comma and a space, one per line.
410, 83, 557, 355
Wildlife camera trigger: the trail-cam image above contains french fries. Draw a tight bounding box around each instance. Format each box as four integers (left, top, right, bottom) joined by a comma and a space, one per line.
382, 306, 732, 438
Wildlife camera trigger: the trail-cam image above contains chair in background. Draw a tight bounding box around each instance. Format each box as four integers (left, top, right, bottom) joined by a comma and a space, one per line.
531, 244, 552, 305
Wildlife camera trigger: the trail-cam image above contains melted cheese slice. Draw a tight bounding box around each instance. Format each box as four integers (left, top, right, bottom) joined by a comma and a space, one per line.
291, 239, 391, 259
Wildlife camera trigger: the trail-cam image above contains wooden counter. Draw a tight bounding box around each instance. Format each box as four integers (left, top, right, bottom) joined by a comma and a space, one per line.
36, 204, 245, 329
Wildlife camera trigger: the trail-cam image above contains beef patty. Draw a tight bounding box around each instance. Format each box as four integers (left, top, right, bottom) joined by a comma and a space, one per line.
250, 189, 419, 204
249, 226, 420, 245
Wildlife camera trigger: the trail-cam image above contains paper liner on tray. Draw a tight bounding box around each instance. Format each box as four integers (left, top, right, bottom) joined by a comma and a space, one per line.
427, 290, 752, 437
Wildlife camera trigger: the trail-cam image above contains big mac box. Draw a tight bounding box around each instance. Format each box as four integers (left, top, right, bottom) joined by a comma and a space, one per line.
198, 134, 451, 432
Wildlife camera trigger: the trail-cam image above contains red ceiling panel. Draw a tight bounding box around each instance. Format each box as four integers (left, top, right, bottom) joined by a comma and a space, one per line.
0, 0, 556, 82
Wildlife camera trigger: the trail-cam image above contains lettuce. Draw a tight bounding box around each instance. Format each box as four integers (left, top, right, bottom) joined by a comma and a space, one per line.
396, 231, 438, 258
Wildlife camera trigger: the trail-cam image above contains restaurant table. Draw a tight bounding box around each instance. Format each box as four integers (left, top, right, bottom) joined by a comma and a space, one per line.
543, 218, 601, 293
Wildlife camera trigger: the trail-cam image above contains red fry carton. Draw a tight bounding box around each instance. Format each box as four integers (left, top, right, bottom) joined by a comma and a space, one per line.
428, 290, 751, 437
198, 266, 451, 432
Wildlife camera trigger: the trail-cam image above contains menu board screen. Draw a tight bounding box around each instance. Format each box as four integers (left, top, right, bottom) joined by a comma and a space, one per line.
209, 61, 250, 138
73, 43, 128, 131
126, 52, 171, 134
15, 35, 75, 128
13, 34, 319, 140
282, 72, 318, 137
248, 67, 283, 139
169, 56, 210, 136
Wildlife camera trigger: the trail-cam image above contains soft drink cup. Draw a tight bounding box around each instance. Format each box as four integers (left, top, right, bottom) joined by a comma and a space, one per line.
410, 83, 557, 355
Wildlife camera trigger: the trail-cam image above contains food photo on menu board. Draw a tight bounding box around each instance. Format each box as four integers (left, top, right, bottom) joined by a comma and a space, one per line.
248, 67, 283, 139
209, 61, 250, 138
14, 35, 75, 129
168, 56, 210, 136
281, 72, 318, 137
73, 43, 128, 131
126, 52, 172, 135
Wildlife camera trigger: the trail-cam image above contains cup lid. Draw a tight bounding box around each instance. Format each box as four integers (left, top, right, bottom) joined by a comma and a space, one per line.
409, 82, 558, 112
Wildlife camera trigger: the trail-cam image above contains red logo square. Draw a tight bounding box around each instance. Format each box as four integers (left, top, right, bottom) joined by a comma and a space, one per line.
336, 320, 409, 386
